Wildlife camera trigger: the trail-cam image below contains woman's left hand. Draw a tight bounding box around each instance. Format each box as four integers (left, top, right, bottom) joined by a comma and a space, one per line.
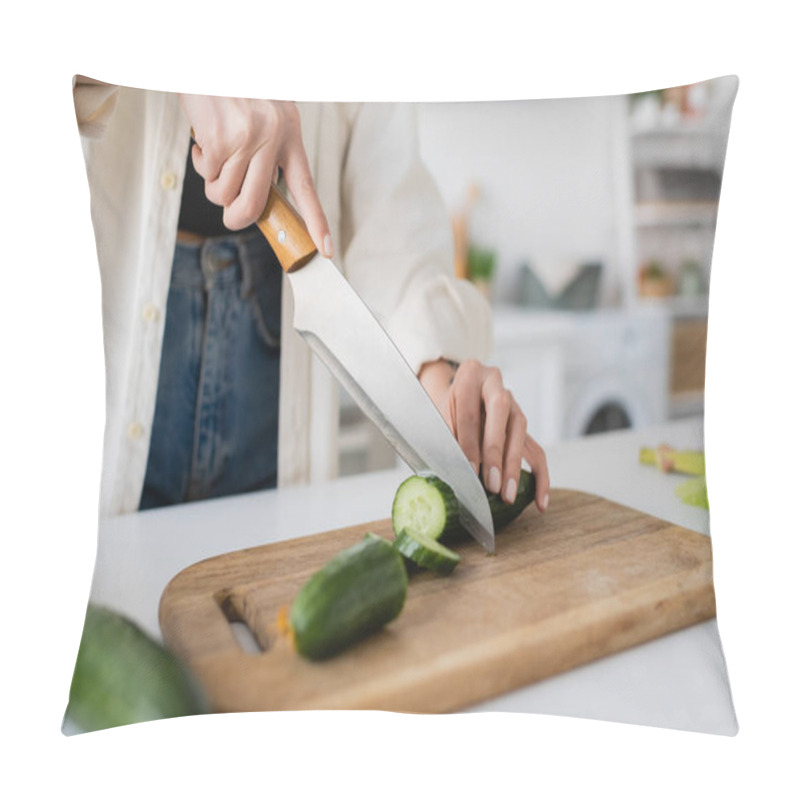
418, 359, 550, 513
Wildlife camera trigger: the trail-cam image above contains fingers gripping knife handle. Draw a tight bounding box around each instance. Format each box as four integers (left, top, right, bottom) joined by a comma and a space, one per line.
256, 186, 318, 273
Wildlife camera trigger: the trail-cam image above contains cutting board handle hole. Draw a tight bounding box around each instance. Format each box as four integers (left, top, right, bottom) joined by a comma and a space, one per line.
214, 589, 270, 655
228, 621, 264, 655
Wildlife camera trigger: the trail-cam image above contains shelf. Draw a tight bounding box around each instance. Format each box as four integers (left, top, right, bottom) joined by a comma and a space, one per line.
631, 125, 729, 172
635, 201, 718, 228
635, 295, 709, 318
669, 390, 705, 419
631, 121, 723, 139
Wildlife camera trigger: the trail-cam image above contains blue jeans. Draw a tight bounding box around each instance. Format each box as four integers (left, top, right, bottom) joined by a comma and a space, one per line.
139, 230, 282, 509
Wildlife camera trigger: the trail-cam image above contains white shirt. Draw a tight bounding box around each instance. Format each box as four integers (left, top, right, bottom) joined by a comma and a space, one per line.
73, 80, 493, 517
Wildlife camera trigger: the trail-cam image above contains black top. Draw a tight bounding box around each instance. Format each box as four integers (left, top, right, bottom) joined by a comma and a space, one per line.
177, 139, 257, 238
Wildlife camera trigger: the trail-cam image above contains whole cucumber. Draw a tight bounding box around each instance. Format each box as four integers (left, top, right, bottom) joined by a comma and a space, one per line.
64, 604, 209, 733
289, 533, 408, 661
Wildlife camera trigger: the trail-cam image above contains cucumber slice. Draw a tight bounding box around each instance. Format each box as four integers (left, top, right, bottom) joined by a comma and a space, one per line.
394, 528, 461, 575
392, 475, 461, 541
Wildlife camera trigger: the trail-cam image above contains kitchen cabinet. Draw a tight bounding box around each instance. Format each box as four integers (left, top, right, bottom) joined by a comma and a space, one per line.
668, 305, 709, 418
631, 102, 731, 295
628, 77, 737, 420
632, 122, 724, 299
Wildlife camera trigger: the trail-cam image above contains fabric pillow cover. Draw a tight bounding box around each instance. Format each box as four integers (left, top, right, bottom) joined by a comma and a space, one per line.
64, 76, 739, 736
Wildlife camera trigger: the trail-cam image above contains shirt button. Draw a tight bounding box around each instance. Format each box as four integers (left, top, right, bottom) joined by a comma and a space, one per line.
128, 421, 145, 441
142, 304, 160, 323
161, 171, 178, 190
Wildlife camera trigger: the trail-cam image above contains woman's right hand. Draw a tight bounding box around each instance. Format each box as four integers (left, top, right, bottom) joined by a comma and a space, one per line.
179, 95, 333, 256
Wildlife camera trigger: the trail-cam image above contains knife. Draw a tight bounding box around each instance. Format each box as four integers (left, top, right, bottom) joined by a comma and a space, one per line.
256, 185, 495, 553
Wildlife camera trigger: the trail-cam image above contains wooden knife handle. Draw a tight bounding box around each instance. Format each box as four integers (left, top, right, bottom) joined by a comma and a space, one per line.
256, 185, 318, 273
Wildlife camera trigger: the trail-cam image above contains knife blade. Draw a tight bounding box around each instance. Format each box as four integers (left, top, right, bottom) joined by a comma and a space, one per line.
256, 186, 495, 552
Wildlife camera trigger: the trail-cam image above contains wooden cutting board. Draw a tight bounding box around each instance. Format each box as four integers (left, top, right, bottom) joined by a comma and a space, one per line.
158, 489, 716, 714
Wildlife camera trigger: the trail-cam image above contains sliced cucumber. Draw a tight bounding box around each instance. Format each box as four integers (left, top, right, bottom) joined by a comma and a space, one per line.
289, 533, 408, 661
393, 469, 538, 546
675, 475, 709, 509
391, 474, 461, 541
394, 528, 461, 575
485, 468, 538, 531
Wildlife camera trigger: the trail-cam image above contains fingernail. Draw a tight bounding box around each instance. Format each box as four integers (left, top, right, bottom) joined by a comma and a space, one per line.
504, 478, 517, 504
470, 461, 479, 475
542, 493, 549, 511
488, 466, 501, 494
323, 234, 333, 258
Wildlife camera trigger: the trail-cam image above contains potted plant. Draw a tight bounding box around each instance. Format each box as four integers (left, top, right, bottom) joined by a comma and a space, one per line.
638, 260, 673, 298
467, 245, 497, 299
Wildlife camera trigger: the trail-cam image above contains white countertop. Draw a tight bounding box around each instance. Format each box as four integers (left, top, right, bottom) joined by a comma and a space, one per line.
88, 415, 737, 735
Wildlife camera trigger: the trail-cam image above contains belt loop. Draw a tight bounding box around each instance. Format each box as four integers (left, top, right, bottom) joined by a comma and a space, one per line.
200, 238, 216, 292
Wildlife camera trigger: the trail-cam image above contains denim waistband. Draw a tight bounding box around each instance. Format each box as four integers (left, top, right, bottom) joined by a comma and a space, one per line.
171, 227, 279, 295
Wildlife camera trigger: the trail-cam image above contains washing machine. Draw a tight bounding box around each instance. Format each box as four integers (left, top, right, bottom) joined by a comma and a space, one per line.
560, 307, 670, 438
491, 306, 670, 444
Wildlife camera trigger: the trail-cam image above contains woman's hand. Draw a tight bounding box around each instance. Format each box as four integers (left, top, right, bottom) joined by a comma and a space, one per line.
418, 359, 550, 513
179, 95, 332, 256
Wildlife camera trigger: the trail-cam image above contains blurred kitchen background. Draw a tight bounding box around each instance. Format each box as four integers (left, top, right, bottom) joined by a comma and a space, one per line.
338, 76, 738, 476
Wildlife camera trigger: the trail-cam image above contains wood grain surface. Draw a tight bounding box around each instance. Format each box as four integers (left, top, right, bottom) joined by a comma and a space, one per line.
256, 186, 317, 273
158, 489, 716, 713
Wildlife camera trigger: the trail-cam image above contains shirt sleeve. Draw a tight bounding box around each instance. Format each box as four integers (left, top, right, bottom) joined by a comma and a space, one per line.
338, 102, 493, 375
72, 76, 119, 139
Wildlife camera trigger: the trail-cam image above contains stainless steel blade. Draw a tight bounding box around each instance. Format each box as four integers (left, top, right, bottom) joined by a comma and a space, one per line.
288, 254, 495, 552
